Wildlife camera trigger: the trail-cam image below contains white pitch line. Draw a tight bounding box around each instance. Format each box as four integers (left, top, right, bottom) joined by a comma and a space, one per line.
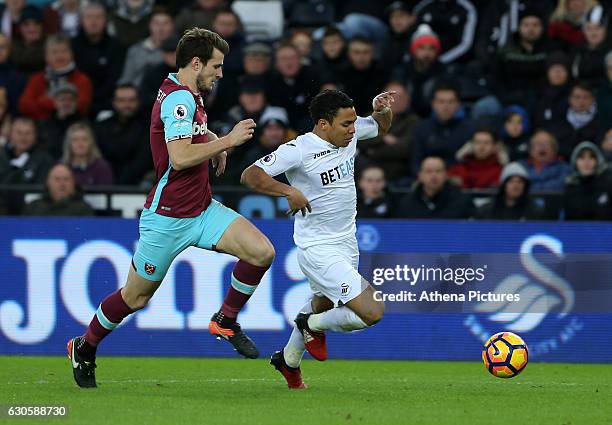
3, 377, 281, 385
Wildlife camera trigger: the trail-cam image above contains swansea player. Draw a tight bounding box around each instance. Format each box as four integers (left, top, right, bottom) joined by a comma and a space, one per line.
241, 89, 394, 388
67, 28, 275, 388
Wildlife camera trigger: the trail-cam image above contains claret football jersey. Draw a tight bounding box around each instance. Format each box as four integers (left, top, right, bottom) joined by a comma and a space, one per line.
144, 73, 212, 217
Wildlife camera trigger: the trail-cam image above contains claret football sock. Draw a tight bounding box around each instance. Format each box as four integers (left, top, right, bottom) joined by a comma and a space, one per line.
82, 289, 134, 352
219, 260, 269, 324
307, 306, 367, 332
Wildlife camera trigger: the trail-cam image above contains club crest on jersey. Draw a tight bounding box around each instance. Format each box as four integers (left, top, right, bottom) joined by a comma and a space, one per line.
260, 153, 276, 166
144, 263, 156, 275
173, 104, 188, 120
192, 121, 207, 136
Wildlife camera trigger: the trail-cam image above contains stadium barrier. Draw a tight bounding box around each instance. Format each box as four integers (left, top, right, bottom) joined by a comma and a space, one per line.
0, 184, 565, 218
1, 218, 610, 362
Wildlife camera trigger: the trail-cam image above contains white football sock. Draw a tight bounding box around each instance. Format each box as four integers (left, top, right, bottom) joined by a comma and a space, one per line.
283, 300, 312, 368
307, 306, 367, 332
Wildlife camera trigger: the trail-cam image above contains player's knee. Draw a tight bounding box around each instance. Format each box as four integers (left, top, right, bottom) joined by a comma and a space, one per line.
122, 288, 153, 311
251, 239, 275, 267
134, 295, 152, 310
362, 302, 385, 326
126, 294, 152, 311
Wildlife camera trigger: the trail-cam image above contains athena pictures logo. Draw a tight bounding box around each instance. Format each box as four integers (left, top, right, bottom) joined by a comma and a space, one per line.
173, 104, 188, 120
260, 153, 276, 166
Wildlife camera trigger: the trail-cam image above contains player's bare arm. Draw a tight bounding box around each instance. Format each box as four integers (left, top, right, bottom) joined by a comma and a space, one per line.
371, 91, 395, 136
207, 129, 227, 176
167, 119, 256, 171
241, 165, 311, 216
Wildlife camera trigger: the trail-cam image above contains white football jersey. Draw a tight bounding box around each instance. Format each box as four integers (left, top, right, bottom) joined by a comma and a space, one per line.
254, 116, 379, 248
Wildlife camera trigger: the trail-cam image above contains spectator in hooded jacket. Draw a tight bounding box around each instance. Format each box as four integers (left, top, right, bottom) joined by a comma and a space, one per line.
476, 161, 547, 220
501, 105, 532, 161
563, 141, 612, 220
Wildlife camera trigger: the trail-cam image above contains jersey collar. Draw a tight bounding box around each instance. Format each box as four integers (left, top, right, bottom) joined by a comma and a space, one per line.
309, 132, 341, 150
168, 73, 180, 85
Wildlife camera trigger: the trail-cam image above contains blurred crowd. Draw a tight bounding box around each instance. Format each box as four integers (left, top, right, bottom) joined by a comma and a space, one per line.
0, 0, 611, 220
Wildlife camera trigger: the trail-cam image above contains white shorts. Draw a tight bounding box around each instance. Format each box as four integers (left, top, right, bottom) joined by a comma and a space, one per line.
297, 237, 365, 306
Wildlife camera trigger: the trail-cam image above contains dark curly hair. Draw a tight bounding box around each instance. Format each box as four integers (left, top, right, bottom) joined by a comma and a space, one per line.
309, 89, 354, 124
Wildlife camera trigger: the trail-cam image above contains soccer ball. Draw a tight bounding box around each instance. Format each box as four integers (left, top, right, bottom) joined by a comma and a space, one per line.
482, 332, 528, 378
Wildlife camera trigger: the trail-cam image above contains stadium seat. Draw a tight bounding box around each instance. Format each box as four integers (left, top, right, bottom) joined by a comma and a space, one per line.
232, 1, 284, 41
285, 0, 335, 28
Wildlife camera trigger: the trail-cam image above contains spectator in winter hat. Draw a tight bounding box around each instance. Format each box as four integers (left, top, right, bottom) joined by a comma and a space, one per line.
476, 161, 547, 220
563, 141, 612, 220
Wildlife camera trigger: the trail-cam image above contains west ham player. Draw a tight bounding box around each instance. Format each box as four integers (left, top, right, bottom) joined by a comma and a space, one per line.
67, 28, 275, 388
241, 89, 394, 388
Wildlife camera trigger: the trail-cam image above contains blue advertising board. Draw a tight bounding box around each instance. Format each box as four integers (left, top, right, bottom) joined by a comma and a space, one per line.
1, 218, 611, 362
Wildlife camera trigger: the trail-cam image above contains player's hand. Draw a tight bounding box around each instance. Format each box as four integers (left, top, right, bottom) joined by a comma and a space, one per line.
211, 151, 227, 176
228, 119, 256, 147
285, 187, 312, 217
372, 91, 396, 113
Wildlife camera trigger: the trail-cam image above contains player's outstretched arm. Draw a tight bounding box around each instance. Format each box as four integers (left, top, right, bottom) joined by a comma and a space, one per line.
371, 91, 395, 136
241, 165, 311, 216
167, 119, 256, 171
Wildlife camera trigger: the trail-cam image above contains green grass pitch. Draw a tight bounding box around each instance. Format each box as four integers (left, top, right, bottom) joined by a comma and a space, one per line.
1, 356, 610, 425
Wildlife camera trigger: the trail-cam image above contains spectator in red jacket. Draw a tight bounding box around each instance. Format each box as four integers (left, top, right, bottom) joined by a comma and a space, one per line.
448, 127, 508, 189
18, 33, 92, 120
548, 0, 597, 50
